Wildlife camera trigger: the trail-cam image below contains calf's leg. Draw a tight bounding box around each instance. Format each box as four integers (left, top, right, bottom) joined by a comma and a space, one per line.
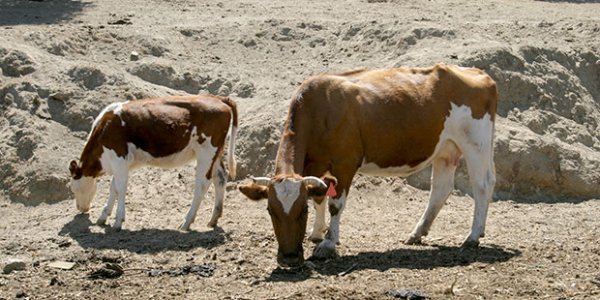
97, 177, 117, 225
207, 160, 227, 228
179, 150, 214, 231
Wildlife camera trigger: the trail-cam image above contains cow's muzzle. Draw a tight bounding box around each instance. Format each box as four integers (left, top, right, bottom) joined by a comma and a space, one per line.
277, 249, 304, 268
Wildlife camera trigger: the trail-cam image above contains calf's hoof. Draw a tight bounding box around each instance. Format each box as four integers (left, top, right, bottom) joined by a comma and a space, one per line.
96, 218, 107, 226
312, 239, 338, 259
207, 220, 218, 228
461, 239, 480, 248
178, 223, 191, 231
404, 235, 422, 245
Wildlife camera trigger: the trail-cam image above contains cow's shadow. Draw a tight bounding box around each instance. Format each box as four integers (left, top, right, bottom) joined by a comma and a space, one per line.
266, 243, 521, 282
58, 214, 227, 254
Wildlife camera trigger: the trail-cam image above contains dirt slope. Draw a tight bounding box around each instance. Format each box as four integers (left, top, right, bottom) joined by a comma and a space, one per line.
1, 0, 599, 299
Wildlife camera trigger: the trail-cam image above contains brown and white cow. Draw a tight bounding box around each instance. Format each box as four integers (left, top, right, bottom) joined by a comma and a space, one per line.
69, 95, 237, 231
239, 64, 497, 267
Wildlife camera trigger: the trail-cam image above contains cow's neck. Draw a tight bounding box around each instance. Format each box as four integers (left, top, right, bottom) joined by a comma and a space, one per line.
274, 124, 305, 176
79, 135, 104, 178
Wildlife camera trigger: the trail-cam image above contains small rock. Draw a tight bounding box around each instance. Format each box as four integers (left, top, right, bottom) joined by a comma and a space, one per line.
49, 277, 64, 286
130, 51, 140, 61
386, 288, 427, 299
47, 261, 75, 270
3, 258, 26, 274
15, 290, 27, 298
49, 91, 72, 102
596, 59, 600, 66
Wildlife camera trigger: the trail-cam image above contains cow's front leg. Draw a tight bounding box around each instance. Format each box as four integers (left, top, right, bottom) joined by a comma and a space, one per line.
97, 177, 117, 225
308, 196, 328, 243
313, 191, 346, 258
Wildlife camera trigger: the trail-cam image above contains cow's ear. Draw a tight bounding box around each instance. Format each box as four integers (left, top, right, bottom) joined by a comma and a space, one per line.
307, 175, 338, 198
239, 183, 268, 201
69, 160, 79, 177
322, 175, 338, 188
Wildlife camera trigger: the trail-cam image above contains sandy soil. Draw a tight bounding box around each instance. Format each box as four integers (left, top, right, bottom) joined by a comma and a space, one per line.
1, 0, 599, 299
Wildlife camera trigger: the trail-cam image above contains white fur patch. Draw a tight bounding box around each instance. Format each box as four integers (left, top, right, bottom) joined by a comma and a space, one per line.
71, 175, 96, 211
89, 102, 127, 139
358, 103, 493, 177
273, 179, 302, 215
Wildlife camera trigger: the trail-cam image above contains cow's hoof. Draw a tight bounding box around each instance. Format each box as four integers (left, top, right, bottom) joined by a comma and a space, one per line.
111, 224, 122, 232
461, 239, 480, 248
309, 236, 324, 244
96, 218, 107, 226
207, 220, 218, 228
312, 239, 338, 259
404, 235, 422, 245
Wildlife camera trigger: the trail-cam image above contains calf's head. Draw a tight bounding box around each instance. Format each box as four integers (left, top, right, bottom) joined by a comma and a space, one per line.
69, 160, 97, 213
239, 174, 334, 268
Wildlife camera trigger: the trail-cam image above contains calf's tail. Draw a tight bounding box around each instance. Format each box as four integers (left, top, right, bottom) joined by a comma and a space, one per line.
222, 97, 238, 179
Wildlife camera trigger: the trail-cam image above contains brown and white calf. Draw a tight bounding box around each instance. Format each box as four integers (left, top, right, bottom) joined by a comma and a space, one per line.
69, 95, 238, 231
239, 64, 498, 267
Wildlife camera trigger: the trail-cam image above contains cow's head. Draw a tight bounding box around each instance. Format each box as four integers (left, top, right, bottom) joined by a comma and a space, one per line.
239, 174, 335, 267
69, 160, 97, 213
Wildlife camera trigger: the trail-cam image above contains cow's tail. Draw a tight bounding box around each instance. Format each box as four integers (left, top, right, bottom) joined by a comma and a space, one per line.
222, 97, 238, 179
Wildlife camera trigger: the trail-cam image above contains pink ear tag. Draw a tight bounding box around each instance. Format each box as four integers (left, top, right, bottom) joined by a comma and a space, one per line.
326, 182, 337, 197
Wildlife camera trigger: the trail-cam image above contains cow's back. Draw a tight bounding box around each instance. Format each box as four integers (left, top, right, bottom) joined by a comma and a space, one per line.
89, 96, 232, 161
292, 64, 496, 173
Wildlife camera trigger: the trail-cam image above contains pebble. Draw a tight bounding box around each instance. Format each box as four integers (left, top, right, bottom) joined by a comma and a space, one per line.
130, 51, 140, 61
3, 258, 26, 274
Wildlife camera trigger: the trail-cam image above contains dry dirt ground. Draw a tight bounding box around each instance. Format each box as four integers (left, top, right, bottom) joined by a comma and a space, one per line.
1, 0, 600, 299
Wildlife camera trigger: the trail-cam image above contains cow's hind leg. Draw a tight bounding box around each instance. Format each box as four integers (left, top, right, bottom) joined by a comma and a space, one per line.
461, 140, 495, 247
405, 148, 459, 245
179, 150, 214, 231
97, 177, 117, 225
207, 160, 227, 228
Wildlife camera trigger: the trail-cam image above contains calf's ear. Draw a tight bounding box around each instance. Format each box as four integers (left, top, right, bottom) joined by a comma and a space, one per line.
69, 160, 79, 177
239, 183, 269, 201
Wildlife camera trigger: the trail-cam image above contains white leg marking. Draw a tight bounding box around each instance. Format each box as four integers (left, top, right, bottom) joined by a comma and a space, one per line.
309, 198, 328, 242
97, 177, 117, 225
462, 143, 495, 246
313, 191, 346, 258
179, 144, 217, 231
406, 155, 457, 244
111, 169, 129, 230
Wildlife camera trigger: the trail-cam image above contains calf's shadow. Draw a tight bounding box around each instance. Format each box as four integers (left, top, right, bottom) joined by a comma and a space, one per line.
58, 214, 227, 254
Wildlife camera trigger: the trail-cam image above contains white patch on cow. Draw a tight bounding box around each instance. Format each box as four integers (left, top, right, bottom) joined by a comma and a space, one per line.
358, 103, 493, 178
71, 176, 97, 212
89, 102, 127, 139
273, 179, 302, 215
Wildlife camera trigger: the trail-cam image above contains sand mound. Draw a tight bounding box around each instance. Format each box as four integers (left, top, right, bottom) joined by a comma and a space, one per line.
0, 2, 598, 205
